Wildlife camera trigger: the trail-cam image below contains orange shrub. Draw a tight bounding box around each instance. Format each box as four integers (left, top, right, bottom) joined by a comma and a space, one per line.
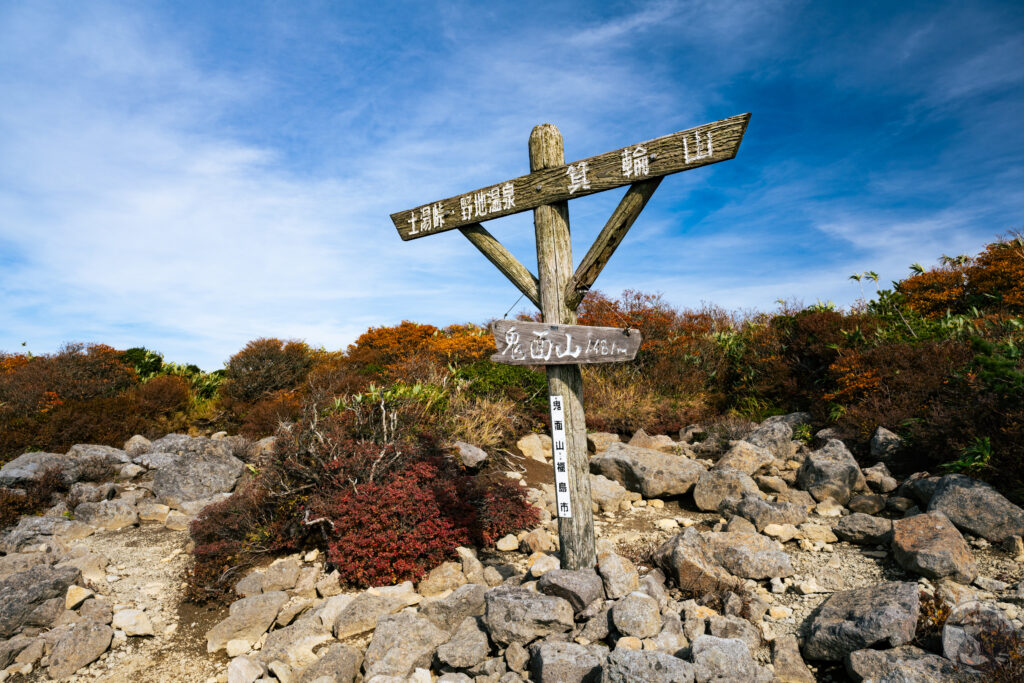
345, 321, 439, 381
968, 238, 1024, 314
898, 265, 969, 318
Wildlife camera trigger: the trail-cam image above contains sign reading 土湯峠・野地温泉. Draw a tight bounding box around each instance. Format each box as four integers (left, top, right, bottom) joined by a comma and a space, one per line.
391, 113, 749, 240
490, 320, 641, 366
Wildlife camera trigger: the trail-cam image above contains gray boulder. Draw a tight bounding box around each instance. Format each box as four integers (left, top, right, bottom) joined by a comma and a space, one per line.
928, 474, 1024, 543
297, 643, 362, 683
538, 569, 604, 613
152, 450, 245, 507
692, 467, 761, 511
707, 614, 760, 653
596, 552, 639, 599
942, 600, 1020, 671
436, 616, 489, 669
0, 565, 81, 637
745, 421, 796, 460
803, 582, 919, 661
363, 612, 449, 678
654, 528, 792, 595
898, 472, 942, 507
719, 493, 807, 531
713, 442, 774, 476
454, 441, 488, 469
835, 513, 893, 545
483, 586, 574, 646
529, 641, 607, 683
590, 443, 706, 498
0, 452, 76, 487
611, 592, 662, 638
863, 462, 899, 493
771, 634, 815, 683
420, 583, 487, 633
892, 511, 977, 584
691, 635, 771, 683
797, 439, 866, 504
46, 620, 113, 678
870, 426, 902, 460
206, 591, 288, 653
332, 592, 408, 639
589, 474, 628, 514
0, 515, 93, 552
66, 443, 131, 466
846, 645, 972, 682
600, 649, 694, 683
132, 451, 179, 470
73, 500, 139, 530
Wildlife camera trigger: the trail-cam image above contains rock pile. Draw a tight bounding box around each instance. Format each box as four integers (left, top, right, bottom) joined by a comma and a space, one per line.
1, 416, 1023, 682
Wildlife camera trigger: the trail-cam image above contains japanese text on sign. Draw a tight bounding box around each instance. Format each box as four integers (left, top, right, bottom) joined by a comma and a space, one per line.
549, 394, 571, 518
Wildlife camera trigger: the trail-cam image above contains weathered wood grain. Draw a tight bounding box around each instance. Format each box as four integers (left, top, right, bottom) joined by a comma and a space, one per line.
530, 123, 596, 570
565, 177, 662, 310
490, 320, 641, 365
392, 112, 750, 240
459, 224, 541, 309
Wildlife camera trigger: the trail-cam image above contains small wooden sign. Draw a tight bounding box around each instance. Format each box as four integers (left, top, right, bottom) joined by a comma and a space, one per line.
392, 113, 750, 240
490, 320, 641, 365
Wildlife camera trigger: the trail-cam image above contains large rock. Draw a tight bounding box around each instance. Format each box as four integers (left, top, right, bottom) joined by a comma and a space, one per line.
152, 450, 245, 507
595, 551, 639, 599
892, 511, 977, 583
846, 645, 968, 682
802, 582, 919, 661
362, 612, 448, 678
942, 600, 1020, 671
870, 426, 902, 460
719, 493, 807, 531
73, 500, 140, 530
436, 616, 489, 669
928, 474, 1024, 543
587, 432, 621, 454
0, 565, 81, 637
771, 634, 815, 683
132, 451, 179, 470
713, 441, 774, 476
454, 441, 488, 469
66, 443, 131, 466
46, 620, 113, 678
589, 474, 628, 513
207, 591, 289, 653
590, 443, 706, 498
654, 528, 792, 595
0, 451, 77, 487
297, 643, 361, 683
692, 467, 761, 511
256, 614, 333, 671
482, 586, 574, 646
611, 592, 662, 639
707, 614, 760, 653
420, 583, 487, 633
600, 649, 694, 683
745, 421, 797, 461
529, 641, 607, 683
0, 515, 93, 552
331, 592, 408, 639
796, 439, 866, 504
691, 635, 771, 683
517, 433, 552, 463
537, 569, 604, 613
835, 513, 893, 545
418, 561, 466, 597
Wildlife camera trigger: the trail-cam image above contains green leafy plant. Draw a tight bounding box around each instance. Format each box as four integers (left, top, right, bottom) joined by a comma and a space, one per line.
941, 436, 992, 475
792, 422, 814, 444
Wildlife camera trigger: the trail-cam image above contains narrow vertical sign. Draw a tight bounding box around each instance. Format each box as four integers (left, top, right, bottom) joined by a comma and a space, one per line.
549, 394, 572, 518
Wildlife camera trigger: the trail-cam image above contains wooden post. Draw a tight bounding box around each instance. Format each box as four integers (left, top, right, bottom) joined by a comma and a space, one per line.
529, 124, 596, 570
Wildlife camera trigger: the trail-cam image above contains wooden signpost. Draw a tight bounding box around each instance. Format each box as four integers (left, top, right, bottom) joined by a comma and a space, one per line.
390, 113, 750, 569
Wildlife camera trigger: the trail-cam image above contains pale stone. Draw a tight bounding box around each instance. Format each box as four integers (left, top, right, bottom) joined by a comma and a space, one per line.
65, 585, 94, 610
496, 534, 519, 552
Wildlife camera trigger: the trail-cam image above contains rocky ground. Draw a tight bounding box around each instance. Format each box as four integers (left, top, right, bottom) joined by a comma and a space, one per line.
1, 417, 1022, 682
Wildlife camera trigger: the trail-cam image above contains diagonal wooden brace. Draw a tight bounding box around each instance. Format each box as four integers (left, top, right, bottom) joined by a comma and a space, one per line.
459, 223, 542, 309
564, 177, 662, 310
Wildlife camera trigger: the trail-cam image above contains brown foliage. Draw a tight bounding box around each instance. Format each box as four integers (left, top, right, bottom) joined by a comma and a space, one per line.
221, 338, 312, 404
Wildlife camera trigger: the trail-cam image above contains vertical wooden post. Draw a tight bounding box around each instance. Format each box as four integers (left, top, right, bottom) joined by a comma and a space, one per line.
529, 124, 597, 570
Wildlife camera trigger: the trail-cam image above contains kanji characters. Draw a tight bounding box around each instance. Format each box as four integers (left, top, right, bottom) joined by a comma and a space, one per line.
460, 196, 473, 221
621, 145, 649, 178
501, 182, 515, 209
684, 130, 713, 163
566, 161, 591, 194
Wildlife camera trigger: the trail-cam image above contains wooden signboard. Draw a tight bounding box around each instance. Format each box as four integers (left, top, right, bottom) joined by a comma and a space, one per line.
389, 113, 750, 570
490, 321, 641, 365
391, 113, 750, 240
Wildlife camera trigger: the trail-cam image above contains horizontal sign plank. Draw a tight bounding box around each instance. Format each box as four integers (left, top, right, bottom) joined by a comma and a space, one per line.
490, 320, 641, 365
392, 112, 750, 240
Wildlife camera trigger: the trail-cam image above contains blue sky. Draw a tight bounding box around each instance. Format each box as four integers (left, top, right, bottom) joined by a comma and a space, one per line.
1, 1, 1021, 370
